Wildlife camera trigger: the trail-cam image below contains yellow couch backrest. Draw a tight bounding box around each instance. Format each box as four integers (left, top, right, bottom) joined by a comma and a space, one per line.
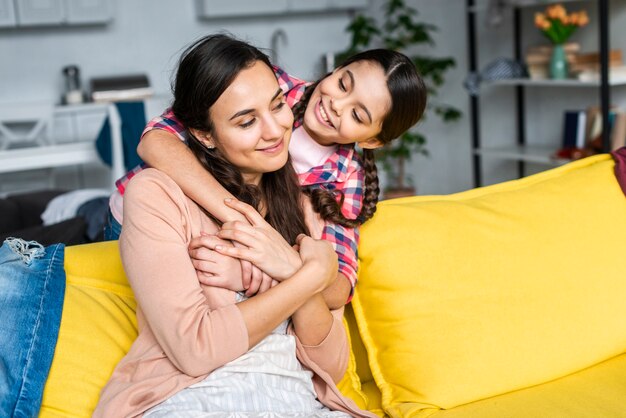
353, 154, 626, 417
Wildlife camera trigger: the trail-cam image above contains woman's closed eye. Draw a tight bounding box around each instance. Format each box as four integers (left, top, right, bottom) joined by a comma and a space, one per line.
239, 118, 256, 129
352, 109, 363, 124
273, 99, 286, 112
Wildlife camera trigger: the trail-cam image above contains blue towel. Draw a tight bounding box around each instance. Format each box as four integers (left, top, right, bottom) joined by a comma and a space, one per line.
95, 101, 145, 171
0, 238, 65, 417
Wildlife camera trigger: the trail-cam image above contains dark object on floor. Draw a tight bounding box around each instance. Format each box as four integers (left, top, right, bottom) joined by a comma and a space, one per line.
0, 190, 91, 246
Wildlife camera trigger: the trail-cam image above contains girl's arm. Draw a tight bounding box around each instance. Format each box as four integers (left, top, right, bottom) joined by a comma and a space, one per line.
138, 129, 245, 224
121, 170, 337, 377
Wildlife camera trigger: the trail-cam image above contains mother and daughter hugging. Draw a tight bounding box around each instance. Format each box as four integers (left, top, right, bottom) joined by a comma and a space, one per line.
95, 33, 426, 417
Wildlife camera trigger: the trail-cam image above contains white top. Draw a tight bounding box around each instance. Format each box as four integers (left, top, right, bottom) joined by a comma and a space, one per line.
289, 126, 337, 175
144, 294, 350, 417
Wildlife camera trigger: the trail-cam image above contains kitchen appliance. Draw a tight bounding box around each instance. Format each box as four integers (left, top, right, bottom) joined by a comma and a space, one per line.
62, 65, 84, 105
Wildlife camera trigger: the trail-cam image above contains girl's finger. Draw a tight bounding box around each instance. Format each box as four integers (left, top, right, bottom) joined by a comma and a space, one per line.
213, 244, 257, 264
224, 198, 266, 227
257, 273, 273, 294
245, 269, 263, 296
216, 228, 258, 248
189, 235, 221, 251
192, 258, 217, 274
240, 259, 253, 290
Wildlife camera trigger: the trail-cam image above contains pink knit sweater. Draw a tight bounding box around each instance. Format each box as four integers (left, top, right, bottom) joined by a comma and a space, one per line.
92, 169, 374, 418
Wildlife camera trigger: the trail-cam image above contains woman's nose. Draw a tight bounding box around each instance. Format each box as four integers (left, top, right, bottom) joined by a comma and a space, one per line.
262, 115, 285, 140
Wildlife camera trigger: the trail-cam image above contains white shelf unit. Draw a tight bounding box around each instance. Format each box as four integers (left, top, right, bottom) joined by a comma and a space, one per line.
466, 0, 614, 186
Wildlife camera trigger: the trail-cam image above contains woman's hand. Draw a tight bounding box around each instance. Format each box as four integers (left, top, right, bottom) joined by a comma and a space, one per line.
212, 198, 303, 281
188, 234, 244, 291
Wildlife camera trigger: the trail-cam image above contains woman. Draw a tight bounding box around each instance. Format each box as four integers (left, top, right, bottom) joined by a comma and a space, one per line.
93, 35, 374, 417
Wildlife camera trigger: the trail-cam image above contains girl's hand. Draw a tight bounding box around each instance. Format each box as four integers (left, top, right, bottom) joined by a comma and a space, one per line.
189, 234, 243, 291
213, 198, 303, 281
296, 234, 338, 291
232, 241, 275, 296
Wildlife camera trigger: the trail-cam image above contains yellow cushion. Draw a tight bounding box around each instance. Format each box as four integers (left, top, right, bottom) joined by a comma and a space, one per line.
429, 352, 626, 418
39, 241, 138, 418
353, 155, 626, 416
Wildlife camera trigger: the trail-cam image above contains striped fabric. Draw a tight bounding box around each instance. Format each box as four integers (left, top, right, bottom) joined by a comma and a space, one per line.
113, 66, 363, 301
144, 315, 350, 418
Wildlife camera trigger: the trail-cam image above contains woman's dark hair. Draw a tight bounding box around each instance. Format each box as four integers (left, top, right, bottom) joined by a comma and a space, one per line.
171, 34, 308, 244
292, 49, 427, 228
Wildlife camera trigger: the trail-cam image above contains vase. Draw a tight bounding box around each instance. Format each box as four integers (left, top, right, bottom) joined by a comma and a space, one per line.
550, 44, 568, 79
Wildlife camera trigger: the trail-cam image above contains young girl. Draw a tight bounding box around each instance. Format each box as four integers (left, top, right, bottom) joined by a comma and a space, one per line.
106, 43, 426, 307
94, 33, 373, 418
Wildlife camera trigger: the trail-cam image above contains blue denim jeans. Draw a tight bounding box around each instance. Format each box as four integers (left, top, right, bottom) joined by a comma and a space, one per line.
103, 209, 122, 241
0, 238, 65, 418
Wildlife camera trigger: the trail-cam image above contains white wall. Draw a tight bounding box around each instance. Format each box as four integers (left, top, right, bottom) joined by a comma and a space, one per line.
0, 0, 355, 108
2, 0, 623, 195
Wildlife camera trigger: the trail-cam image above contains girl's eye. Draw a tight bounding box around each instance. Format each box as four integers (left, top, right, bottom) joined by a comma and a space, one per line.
240, 119, 256, 128
339, 78, 347, 92
352, 109, 363, 124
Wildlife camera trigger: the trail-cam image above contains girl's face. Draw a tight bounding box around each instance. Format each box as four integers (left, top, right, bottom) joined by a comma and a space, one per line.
194, 61, 294, 185
303, 60, 392, 148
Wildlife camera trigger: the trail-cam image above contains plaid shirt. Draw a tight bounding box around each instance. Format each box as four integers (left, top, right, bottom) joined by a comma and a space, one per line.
115, 67, 363, 301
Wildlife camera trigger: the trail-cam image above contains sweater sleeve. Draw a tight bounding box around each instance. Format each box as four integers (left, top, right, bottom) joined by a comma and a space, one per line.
290, 307, 349, 383
120, 169, 249, 377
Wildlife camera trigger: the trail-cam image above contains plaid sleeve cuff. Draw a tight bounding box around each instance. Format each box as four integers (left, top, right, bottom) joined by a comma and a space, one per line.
337, 260, 357, 304
142, 109, 188, 143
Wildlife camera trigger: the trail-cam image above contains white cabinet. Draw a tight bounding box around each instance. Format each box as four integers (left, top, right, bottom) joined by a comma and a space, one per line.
196, 0, 368, 18
0, 0, 16, 27
15, 0, 64, 26
65, 0, 111, 24
197, 0, 289, 18
12, 0, 111, 27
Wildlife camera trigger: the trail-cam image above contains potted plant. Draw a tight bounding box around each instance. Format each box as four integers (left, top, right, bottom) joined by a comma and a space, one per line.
337, 0, 461, 199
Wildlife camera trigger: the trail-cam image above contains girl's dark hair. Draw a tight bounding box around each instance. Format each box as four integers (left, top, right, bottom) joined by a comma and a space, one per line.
292, 49, 427, 228
171, 34, 308, 244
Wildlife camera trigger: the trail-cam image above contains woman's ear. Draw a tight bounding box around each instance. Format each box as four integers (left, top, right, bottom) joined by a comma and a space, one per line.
189, 128, 215, 149
359, 137, 383, 150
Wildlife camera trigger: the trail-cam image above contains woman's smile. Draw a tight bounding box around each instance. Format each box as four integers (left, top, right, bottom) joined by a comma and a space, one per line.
257, 138, 285, 154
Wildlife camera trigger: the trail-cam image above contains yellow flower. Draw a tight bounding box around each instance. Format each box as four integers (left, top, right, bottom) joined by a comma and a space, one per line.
547, 4, 567, 20
568, 12, 578, 26
534, 12, 547, 28
578, 10, 589, 26
541, 20, 552, 30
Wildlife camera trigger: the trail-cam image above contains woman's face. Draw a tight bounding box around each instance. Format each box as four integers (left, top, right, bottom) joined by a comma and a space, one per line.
198, 61, 294, 185
303, 60, 392, 148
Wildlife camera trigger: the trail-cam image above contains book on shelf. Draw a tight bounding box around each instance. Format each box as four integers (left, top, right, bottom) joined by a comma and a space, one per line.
574, 106, 626, 152
611, 111, 626, 151
562, 110, 586, 150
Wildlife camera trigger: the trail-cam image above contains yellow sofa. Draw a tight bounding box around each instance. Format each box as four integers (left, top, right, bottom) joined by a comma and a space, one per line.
39, 154, 626, 417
